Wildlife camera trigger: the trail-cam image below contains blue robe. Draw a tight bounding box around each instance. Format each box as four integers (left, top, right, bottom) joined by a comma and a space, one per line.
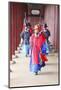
21, 30, 30, 55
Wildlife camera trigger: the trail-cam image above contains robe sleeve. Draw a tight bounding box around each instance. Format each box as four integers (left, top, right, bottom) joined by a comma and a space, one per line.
29, 28, 33, 36
29, 34, 34, 48
38, 33, 46, 51
20, 31, 24, 40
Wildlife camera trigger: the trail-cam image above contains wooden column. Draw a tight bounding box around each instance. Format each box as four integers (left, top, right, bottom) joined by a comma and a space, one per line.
9, 2, 28, 60
44, 5, 59, 52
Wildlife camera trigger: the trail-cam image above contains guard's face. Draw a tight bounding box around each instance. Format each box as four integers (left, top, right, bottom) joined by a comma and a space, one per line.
45, 27, 48, 29
27, 26, 30, 28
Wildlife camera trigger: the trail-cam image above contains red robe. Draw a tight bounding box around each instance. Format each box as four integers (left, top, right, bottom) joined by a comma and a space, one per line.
29, 27, 33, 36
30, 33, 47, 64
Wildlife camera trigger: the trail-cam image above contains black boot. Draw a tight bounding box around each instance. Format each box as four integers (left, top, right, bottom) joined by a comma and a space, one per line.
41, 61, 46, 67
25, 54, 28, 57
35, 72, 38, 75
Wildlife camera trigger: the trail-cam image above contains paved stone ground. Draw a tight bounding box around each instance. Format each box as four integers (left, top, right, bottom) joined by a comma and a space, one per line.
10, 50, 59, 87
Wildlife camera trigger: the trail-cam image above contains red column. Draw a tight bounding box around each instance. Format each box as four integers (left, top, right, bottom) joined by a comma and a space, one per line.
9, 2, 28, 60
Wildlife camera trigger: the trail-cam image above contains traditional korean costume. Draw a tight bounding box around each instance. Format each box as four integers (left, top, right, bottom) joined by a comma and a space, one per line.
29, 32, 48, 74
21, 29, 30, 56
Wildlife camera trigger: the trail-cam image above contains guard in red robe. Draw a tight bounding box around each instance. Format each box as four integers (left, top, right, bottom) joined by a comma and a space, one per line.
29, 24, 48, 75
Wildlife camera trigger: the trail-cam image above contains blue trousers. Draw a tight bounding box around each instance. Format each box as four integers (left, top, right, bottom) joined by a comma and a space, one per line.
23, 44, 30, 55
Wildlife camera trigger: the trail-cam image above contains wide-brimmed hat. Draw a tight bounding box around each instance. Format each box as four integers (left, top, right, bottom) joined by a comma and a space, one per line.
26, 22, 31, 27
44, 23, 48, 28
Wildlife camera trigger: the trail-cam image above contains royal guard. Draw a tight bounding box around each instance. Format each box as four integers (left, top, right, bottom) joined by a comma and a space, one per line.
20, 22, 32, 57
29, 24, 48, 75
44, 23, 50, 44
41, 24, 50, 54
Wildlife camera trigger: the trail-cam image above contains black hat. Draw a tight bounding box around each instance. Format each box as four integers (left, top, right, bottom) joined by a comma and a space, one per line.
26, 22, 31, 27
44, 23, 48, 28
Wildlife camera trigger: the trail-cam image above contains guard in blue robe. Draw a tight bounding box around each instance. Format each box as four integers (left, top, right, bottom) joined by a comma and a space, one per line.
21, 23, 31, 57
